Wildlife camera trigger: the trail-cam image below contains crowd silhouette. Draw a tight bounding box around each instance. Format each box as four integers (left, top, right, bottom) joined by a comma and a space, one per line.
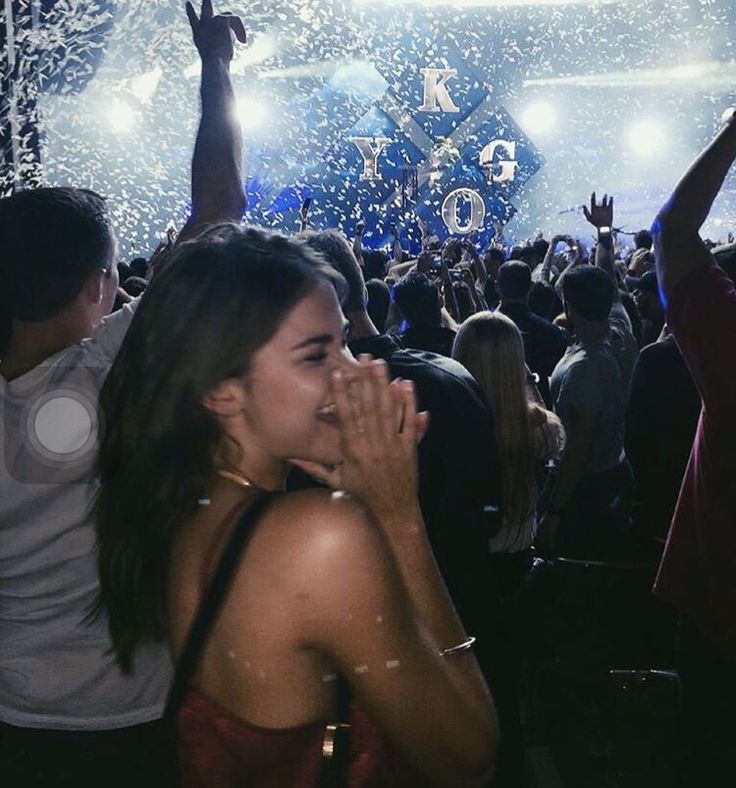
1, 3, 736, 787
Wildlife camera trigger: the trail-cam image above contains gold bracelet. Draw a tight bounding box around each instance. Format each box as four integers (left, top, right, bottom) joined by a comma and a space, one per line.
439, 636, 476, 657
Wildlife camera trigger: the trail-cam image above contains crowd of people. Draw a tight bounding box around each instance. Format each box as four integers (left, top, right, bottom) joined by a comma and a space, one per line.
1, 2, 735, 787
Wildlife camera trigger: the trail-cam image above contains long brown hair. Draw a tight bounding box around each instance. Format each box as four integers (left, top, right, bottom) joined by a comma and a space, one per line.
452, 312, 536, 544
93, 225, 345, 672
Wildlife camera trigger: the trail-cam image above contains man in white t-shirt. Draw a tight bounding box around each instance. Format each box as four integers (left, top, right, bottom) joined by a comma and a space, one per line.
0, 3, 247, 786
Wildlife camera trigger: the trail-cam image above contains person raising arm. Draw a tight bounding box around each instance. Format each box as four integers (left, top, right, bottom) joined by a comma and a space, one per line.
538, 193, 636, 559
177, 0, 246, 245
353, 218, 366, 269
650, 110, 736, 785
299, 196, 312, 234
653, 113, 736, 303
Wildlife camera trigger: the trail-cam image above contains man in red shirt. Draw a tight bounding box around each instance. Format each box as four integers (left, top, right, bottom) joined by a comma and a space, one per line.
652, 109, 736, 784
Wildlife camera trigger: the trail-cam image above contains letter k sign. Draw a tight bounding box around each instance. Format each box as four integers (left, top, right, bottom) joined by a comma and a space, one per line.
418, 68, 460, 114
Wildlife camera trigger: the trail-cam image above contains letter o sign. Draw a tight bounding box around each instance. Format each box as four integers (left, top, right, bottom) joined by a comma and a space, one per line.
441, 188, 486, 235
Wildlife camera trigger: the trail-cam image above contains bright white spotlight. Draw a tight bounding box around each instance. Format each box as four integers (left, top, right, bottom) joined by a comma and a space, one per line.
626, 119, 668, 158
520, 101, 557, 135
130, 66, 162, 102
107, 99, 136, 133
237, 100, 268, 130
329, 60, 389, 98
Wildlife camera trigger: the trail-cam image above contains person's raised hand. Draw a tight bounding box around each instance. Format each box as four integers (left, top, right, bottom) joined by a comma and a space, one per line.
441, 236, 460, 264
416, 215, 429, 245
186, 0, 246, 62
583, 192, 614, 230
439, 245, 454, 280
549, 234, 568, 251
462, 235, 480, 258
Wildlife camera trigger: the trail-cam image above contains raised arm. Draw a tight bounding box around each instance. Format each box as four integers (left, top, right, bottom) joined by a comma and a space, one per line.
416, 215, 429, 252
553, 239, 585, 300
583, 192, 620, 299
299, 196, 312, 233
440, 240, 461, 322
491, 221, 506, 251
353, 219, 366, 269
390, 221, 402, 266
177, 1, 246, 244
653, 113, 736, 302
540, 234, 565, 285
463, 236, 487, 288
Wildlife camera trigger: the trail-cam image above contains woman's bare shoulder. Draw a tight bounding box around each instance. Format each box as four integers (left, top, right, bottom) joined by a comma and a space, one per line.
255, 488, 384, 561
268, 487, 368, 521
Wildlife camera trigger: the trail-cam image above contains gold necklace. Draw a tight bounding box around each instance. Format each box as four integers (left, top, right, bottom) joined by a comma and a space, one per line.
215, 467, 260, 489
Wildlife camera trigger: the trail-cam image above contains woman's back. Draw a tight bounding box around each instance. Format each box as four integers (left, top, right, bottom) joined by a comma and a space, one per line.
168, 483, 430, 787
168, 483, 338, 730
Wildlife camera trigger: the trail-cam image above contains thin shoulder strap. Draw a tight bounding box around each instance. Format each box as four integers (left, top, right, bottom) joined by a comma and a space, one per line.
336, 674, 350, 723
165, 492, 278, 720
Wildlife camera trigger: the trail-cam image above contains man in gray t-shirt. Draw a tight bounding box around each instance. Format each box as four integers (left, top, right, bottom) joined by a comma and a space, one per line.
0, 4, 247, 786
551, 300, 637, 474
541, 199, 638, 559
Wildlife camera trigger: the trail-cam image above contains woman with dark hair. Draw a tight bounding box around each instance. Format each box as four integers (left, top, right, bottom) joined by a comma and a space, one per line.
94, 225, 496, 788
365, 277, 391, 333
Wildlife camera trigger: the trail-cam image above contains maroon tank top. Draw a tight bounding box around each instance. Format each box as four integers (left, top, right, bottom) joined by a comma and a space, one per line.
177, 688, 425, 787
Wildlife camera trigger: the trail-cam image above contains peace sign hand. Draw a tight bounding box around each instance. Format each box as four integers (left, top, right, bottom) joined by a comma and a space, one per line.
186, 0, 247, 62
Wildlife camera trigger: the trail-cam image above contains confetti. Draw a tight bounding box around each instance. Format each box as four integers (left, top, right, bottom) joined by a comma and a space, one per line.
5, 0, 731, 255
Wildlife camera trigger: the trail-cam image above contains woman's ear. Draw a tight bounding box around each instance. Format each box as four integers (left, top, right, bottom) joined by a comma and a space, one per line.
202, 378, 247, 418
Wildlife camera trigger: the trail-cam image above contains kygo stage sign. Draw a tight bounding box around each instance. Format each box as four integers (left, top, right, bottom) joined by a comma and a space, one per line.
274, 41, 543, 251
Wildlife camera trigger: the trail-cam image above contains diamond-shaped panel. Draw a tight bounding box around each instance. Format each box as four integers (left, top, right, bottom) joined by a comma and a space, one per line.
382, 40, 489, 141
287, 40, 542, 252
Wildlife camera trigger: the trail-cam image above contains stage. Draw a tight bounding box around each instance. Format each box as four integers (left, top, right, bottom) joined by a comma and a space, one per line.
3, 0, 735, 255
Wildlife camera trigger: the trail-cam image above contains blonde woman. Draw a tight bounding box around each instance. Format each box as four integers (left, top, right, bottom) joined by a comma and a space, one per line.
453, 311, 564, 554
452, 310, 564, 788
